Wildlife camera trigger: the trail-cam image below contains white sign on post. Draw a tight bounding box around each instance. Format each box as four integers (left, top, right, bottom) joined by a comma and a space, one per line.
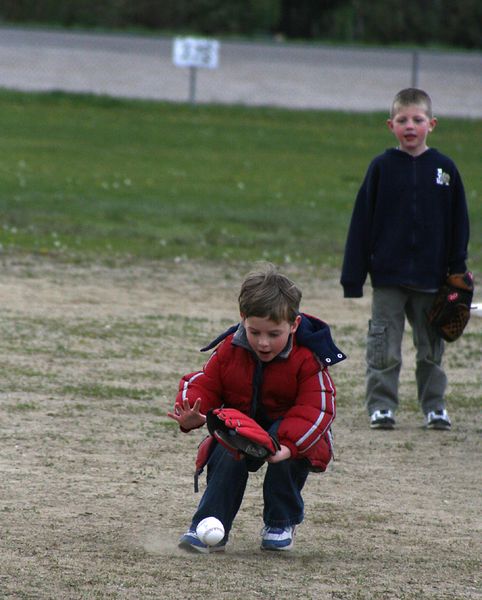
172, 37, 220, 104
173, 37, 220, 70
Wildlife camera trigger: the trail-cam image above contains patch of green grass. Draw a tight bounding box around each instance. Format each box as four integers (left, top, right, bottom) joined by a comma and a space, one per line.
158, 420, 180, 433
446, 389, 482, 408
0, 363, 47, 379
62, 383, 161, 400
123, 404, 164, 416
0, 313, 214, 366
6, 401, 38, 412
1, 89, 480, 270
2, 313, 210, 341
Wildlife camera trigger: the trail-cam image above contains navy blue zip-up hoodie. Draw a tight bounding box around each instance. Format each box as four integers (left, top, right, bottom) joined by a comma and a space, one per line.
341, 148, 469, 297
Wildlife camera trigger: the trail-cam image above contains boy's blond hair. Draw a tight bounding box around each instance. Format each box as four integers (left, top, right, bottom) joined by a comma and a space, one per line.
238, 263, 301, 324
390, 88, 433, 118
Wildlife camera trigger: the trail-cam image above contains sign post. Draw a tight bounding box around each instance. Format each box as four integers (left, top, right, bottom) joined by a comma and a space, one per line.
172, 37, 220, 105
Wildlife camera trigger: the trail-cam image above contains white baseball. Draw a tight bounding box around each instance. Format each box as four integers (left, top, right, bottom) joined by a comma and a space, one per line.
196, 517, 225, 546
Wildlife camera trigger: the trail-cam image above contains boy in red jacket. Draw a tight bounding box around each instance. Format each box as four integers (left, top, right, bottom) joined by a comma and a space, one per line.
168, 263, 345, 553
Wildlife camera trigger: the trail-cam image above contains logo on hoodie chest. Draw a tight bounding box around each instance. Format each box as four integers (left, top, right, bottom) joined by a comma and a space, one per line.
436, 168, 450, 186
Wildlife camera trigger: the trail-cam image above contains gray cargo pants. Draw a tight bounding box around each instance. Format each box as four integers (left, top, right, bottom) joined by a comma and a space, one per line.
366, 286, 446, 416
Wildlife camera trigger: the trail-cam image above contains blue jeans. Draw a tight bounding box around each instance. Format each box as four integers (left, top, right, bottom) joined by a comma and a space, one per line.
189, 421, 310, 538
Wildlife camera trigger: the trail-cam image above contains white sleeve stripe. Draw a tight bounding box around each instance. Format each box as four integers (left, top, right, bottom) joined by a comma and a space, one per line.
295, 370, 335, 447
298, 433, 322, 453
204, 351, 217, 367
181, 371, 204, 401
181, 350, 217, 401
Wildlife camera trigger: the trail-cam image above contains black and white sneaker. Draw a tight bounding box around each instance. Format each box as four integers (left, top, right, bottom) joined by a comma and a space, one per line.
370, 409, 395, 429
426, 409, 451, 430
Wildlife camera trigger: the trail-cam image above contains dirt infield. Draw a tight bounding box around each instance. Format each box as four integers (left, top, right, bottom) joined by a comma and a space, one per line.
0, 258, 480, 599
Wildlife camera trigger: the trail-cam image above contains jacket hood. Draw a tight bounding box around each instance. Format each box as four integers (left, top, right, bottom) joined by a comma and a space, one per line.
295, 313, 346, 366
200, 313, 346, 368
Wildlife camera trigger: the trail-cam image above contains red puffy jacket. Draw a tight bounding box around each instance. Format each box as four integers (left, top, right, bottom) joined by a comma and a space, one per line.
176, 315, 343, 471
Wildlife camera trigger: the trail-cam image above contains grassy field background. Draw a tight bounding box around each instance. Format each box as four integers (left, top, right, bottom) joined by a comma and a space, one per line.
1, 89, 480, 271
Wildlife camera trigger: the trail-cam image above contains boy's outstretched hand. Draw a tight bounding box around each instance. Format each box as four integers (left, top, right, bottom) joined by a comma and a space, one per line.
266, 445, 291, 463
167, 398, 206, 430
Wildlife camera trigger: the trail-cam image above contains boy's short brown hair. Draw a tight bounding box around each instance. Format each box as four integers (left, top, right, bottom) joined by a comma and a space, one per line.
238, 263, 301, 324
390, 88, 433, 118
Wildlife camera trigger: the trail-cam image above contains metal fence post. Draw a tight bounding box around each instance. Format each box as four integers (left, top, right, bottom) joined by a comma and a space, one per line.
189, 66, 197, 105
411, 50, 419, 88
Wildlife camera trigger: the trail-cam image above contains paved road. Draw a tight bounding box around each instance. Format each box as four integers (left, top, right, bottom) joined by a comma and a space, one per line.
0, 26, 481, 117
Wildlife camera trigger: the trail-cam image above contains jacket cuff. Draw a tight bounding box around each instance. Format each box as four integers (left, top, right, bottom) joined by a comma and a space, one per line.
343, 285, 363, 298
448, 262, 467, 275
280, 439, 298, 459
180, 422, 204, 433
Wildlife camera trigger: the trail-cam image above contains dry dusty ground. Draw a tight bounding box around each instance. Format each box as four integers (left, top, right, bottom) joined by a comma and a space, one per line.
0, 257, 480, 600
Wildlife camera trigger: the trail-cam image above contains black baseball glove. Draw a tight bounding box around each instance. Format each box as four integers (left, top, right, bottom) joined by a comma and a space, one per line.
428, 272, 474, 342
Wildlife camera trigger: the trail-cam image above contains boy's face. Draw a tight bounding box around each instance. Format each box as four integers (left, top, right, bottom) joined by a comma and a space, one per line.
387, 103, 437, 157
242, 314, 301, 362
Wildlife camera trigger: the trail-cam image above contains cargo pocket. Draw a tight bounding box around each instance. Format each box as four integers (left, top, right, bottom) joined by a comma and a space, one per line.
427, 327, 445, 365
366, 320, 388, 368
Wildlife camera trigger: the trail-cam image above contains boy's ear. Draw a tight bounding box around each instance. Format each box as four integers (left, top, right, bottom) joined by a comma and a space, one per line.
290, 314, 302, 333
386, 118, 394, 131
428, 117, 437, 132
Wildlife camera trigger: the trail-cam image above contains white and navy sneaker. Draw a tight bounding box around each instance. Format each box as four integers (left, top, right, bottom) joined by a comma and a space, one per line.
178, 530, 226, 554
261, 525, 296, 551
426, 409, 451, 430
370, 409, 395, 429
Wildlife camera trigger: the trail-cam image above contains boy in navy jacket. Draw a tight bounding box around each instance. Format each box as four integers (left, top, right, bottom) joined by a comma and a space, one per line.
168, 263, 345, 552
341, 88, 469, 431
